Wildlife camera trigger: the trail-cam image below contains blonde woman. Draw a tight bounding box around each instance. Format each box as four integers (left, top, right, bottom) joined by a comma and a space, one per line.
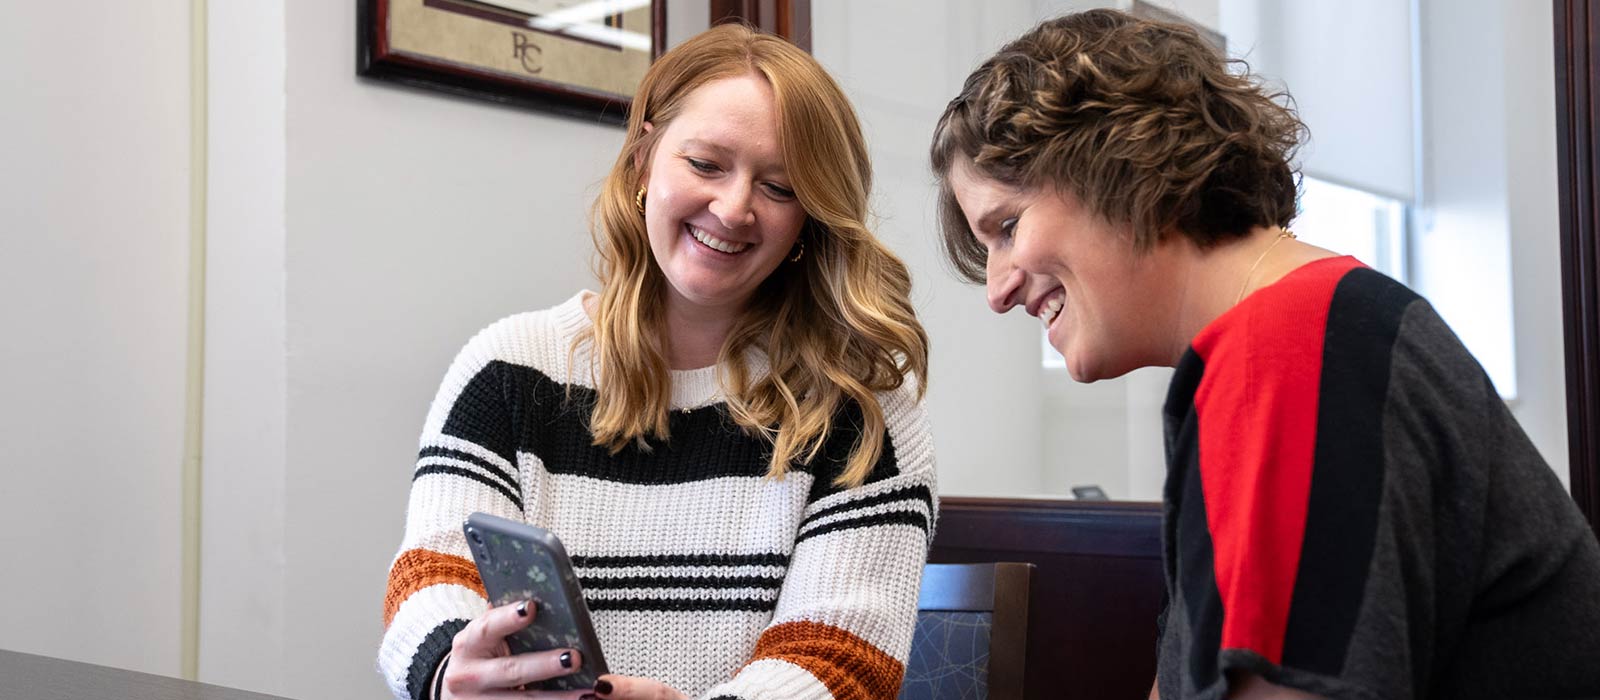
378, 24, 935, 700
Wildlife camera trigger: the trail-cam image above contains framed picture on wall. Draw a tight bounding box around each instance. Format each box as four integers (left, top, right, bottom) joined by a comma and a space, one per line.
358, 0, 666, 124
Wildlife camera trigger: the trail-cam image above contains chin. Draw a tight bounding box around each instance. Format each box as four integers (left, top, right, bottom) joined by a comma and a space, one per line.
1061, 348, 1117, 384
672, 280, 749, 309
1065, 364, 1098, 383
1061, 351, 1094, 383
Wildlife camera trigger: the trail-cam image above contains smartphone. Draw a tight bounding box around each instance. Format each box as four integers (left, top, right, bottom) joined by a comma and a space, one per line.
463, 512, 608, 691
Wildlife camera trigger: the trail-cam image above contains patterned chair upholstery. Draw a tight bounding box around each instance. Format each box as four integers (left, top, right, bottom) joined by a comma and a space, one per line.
898, 563, 1033, 700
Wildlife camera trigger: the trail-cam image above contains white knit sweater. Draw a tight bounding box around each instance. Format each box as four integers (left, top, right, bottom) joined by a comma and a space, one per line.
378, 292, 937, 700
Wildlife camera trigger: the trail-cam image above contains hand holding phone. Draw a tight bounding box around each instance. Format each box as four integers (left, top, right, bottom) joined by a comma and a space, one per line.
439, 598, 593, 699
459, 513, 608, 692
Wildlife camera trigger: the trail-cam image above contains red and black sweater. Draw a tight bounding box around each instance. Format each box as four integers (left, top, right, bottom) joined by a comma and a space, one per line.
1157, 256, 1600, 699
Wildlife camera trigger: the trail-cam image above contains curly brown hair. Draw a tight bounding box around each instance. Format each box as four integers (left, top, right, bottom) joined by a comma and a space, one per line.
930, 9, 1307, 282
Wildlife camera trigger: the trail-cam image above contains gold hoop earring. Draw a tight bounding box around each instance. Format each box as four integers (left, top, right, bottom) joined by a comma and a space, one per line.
788, 240, 805, 263
634, 186, 647, 215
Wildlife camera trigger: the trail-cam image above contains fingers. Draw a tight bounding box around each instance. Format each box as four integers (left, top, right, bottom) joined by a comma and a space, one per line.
445, 648, 585, 697
444, 599, 590, 698
593, 675, 688, 700
499, 648, 585, 689
455, 599, 540, 658
476, 690, 593, 700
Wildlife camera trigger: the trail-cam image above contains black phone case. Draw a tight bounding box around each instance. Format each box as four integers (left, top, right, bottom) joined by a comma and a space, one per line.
463, 512, 608, 690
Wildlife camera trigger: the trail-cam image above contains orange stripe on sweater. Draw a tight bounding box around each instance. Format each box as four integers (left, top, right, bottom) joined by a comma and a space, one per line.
383, 548, 484, 627
751, 620, 904, 700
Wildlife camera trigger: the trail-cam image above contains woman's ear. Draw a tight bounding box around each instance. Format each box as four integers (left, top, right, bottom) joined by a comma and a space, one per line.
633, 121, 655, 173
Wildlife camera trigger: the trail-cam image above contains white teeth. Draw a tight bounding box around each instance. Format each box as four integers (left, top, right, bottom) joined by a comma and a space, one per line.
690, 226, 750, 254
1039, 293, 1065, 328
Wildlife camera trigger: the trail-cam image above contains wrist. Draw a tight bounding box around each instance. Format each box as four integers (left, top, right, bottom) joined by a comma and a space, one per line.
430, 652, 451, 700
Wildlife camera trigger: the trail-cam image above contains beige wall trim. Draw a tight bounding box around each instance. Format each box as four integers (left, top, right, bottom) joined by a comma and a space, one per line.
182, 0, 208, 682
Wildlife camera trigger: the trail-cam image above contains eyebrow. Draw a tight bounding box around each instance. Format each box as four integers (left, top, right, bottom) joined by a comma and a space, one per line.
680, 138, 790, 180
680, 138, 731, 156
971, 206, 1007, 237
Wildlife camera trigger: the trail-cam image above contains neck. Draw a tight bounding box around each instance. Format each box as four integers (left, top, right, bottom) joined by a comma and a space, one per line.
1164, 226, 1331, 365
660, 292, 744, 370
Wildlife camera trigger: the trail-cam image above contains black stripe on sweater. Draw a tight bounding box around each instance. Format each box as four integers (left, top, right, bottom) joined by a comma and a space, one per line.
797, 483, 934, 532
580, 574, 785, 590
794, 509, 930, 545
440, 363, 517, 465
405, 618, 467, 700
584, 596, 778, 613
412, 465, 523, 510
571, 552, 790, 569
485, 361, 904, 492
1281, 267, 1411, 674
417, 445, 519, 498
1163, 362, 1226, 692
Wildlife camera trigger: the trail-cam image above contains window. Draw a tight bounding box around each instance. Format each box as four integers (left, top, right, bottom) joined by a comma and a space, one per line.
1293, 175, 1408, 282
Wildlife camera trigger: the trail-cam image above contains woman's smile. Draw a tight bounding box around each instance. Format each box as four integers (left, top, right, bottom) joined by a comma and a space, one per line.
685, 223, 753, 256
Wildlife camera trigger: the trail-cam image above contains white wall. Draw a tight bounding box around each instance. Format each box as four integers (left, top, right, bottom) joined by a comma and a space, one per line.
1411, 0, 1519, 401
1411, 0, 1571, 481
0, 3, 192, 677
1502, 0, 1569, 486
273, 0, 621, 694
196, 2, 720, 696
1219, 0, 1415, 200
812, 0, 1057, 497
198, 0, 289, 693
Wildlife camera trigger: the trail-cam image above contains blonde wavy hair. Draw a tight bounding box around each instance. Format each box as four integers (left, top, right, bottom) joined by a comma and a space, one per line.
577, 23, 928, 488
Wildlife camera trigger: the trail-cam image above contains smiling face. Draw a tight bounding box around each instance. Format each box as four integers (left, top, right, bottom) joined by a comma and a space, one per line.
640, 73, 808, 319
947, 159, 1187, 382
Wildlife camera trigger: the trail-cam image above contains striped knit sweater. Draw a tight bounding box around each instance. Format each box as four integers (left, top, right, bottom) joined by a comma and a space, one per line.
379, 291, 937, 700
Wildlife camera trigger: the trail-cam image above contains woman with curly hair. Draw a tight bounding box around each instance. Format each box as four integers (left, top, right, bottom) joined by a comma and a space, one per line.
379, 24, 935, 700
932, 9, 1600, 700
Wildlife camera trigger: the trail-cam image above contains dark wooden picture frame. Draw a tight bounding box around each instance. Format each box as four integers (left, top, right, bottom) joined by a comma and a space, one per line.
1555, 0, 1600, 538
710, 0, 812, 52
358, 0, 667, 124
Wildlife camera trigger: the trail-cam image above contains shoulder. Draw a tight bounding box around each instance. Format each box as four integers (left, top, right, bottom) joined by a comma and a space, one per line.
874, 370, 927, 420
1196, 258, 1416, 357
1181, 260, 1437, 442
876, 371, 933, 475
447, 291, 593, 382
798, 370, 935, 499
1192, 259, 1424, 382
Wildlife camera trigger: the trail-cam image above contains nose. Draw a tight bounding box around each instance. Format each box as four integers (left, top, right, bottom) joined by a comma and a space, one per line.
709, 180, 756, 229
986, 254, 1024, 314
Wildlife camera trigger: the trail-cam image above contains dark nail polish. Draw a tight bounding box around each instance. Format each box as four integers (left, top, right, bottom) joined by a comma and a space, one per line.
595, 679, 613, 694
516, 600, 529, 617
559, 650, 574, 668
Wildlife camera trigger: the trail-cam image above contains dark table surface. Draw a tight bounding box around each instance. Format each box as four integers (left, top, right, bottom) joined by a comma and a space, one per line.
0, 649, 293, 700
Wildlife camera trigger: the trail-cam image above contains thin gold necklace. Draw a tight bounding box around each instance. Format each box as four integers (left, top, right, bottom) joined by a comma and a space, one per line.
1235, 230, 1296, 304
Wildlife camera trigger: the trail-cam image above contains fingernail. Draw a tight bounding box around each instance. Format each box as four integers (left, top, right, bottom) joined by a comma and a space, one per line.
516, 600, 529, 617
595, 678, 613, 694
560, 650, 575, 668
